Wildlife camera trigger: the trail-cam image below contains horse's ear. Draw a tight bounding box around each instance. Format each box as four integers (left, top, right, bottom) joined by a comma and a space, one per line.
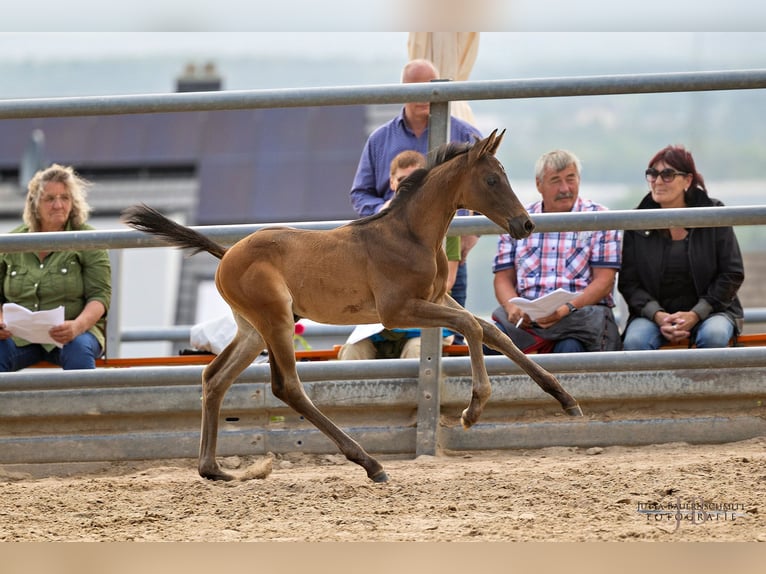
487, 129, 505, 155
475, 129, 505, 159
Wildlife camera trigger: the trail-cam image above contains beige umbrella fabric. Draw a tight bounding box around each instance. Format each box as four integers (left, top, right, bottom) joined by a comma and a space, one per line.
407, 32, 480, 126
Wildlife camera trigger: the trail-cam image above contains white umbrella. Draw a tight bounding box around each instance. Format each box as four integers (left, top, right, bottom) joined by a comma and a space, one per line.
407, 32, 480, 126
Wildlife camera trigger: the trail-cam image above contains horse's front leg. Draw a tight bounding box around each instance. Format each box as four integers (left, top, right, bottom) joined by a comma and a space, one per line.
477, 316, 583, 417
386, 296, 494, 429
437, 295, 582, 420
460, 322, 495, 428
267, 335, 389, 483
433, 295, 498, 426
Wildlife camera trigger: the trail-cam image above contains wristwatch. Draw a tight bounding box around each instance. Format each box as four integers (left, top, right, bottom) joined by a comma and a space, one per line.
565, 302, 578, 314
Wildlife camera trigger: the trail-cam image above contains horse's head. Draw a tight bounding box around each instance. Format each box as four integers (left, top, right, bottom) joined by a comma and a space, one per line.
462, 129, 534, 239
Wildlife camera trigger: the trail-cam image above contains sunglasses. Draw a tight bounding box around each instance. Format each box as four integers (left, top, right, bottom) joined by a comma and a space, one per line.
645, 168, 688, 183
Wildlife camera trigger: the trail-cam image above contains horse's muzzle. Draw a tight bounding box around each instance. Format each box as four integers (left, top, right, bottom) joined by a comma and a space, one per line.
507, 215, 535, 239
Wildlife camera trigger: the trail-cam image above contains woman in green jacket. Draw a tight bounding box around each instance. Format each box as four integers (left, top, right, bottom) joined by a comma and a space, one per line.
0, 164, 111, 370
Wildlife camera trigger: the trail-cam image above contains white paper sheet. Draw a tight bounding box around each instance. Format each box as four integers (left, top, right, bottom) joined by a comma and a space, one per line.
2, 303, 65, 348
509, 289, 580, 321
345, 323, 385, 345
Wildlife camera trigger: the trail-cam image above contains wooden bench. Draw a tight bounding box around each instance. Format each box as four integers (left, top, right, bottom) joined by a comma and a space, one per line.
31, 343, 472, 368
29, 335, 765, 368
31, 354, 217, 368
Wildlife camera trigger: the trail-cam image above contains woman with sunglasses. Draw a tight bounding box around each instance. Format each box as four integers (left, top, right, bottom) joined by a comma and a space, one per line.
618, 145, 744, 350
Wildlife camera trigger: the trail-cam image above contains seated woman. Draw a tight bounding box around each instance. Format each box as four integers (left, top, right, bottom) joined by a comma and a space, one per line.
618, 145, 744, 350
0, 164, 111, 370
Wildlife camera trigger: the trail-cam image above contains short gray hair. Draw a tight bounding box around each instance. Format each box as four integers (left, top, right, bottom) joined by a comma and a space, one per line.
534, 149, 582, 182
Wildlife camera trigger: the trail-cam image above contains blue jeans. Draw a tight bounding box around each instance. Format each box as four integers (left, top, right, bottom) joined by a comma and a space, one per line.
622, 314, 735, 350
450, 262, 468, 344
0, 332, 102, 371
451, 261, 467, 308
552, 338, 585, 353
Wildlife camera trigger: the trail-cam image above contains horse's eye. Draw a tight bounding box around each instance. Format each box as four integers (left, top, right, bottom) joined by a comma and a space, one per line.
486, 175, 498, 186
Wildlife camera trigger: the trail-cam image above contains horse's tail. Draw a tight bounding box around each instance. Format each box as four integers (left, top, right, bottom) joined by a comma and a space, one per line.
121, 204, 227, 260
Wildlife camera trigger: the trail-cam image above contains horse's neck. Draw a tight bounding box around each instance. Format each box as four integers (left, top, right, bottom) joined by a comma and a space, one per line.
398, 182, 459, 249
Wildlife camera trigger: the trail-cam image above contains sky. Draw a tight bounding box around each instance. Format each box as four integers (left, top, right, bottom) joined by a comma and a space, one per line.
1, 32, 764, 72
0, 33, 409, 63
1, 0, 764, 67
2, 0, 765, 34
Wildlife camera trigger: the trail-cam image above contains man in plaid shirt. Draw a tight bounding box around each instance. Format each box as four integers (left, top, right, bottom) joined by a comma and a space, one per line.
492, 150, 623, 353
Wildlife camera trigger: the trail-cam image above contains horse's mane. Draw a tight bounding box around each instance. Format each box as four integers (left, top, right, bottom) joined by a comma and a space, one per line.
391, 168, 428, 200
426, 140, 472, 170
351, 140, 474, 226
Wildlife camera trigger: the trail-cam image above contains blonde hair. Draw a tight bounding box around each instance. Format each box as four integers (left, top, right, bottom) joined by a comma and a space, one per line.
24, 164, 92, 231
389, 150, 426, 177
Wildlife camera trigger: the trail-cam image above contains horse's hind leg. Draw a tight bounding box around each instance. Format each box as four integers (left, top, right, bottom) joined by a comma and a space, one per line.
478, 317, 582, 417
267, 332, 388, 483
199, 316, 266, 481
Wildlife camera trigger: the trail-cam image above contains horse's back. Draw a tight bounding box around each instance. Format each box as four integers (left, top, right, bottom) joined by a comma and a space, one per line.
216, 225, 380, 325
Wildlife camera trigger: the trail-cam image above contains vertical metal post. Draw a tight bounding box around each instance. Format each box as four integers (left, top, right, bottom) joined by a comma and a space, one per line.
106, 250, 122, 358
416, 84, 451, 456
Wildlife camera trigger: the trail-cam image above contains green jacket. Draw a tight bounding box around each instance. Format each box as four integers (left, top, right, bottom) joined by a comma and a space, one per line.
445, 236, 461, 261
0, 222, 111, 351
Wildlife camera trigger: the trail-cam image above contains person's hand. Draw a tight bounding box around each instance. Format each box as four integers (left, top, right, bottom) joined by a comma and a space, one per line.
48, 320, 81, 345
503, 303, 527, 329
658, 311, 698, 343
534, 305, 568, 329
0, 322, 12, 340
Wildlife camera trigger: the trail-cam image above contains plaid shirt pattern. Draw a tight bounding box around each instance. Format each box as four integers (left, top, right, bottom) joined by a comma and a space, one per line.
493, 197, 623, 306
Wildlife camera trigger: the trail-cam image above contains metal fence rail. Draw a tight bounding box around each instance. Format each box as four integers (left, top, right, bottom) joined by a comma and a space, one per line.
121, 305, 766, 344
3, 346, 766, 391
2, 206, 766, 252
1, 69, 765, 119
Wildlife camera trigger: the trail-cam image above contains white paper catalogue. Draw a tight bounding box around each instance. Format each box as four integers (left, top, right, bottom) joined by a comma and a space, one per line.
509, 289, 580, 321
2, 303, 65, 348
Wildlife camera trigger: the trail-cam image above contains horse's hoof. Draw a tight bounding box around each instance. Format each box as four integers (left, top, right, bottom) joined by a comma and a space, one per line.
565, 404, 584, 417
370, 469, 389, 483
460, 408, 476, 429
199, 467, 235, 482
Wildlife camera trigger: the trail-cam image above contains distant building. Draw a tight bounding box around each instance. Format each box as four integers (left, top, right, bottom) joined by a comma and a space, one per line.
175, 61, 223, 93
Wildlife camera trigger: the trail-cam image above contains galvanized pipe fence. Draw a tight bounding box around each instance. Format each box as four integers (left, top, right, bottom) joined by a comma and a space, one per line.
3, 346, 766, 392
1, 69, 765, 119
2, 206, 766, 253
121, 303, 766, 345
1, 69, 766, 463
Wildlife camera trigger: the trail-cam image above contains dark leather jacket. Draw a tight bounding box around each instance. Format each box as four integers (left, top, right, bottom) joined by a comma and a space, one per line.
618, 187, 745, 332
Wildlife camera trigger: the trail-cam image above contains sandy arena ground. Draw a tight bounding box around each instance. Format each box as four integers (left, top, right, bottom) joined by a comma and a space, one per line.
1, 437, 765, 542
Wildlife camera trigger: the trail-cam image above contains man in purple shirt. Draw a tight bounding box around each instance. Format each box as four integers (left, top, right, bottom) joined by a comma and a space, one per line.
349, 59, 481, 317
492, 149, 623, 353
350, 59, 482, 216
